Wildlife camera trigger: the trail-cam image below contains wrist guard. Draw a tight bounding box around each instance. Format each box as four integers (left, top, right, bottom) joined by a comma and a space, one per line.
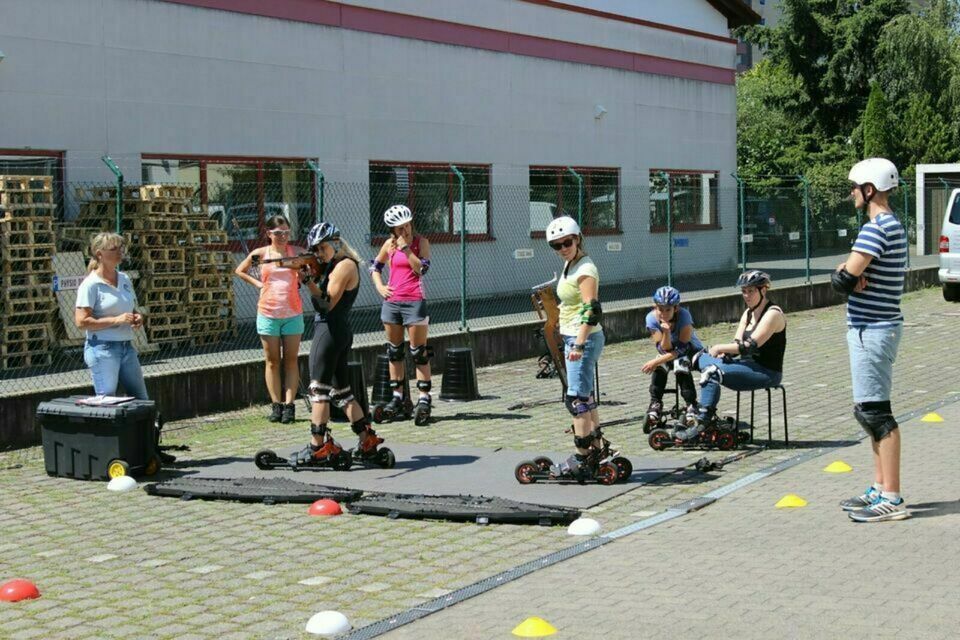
736, 337, 758, 357
831, 268, 858, 295
368, 259, 385, 274
419, 258, 430, 275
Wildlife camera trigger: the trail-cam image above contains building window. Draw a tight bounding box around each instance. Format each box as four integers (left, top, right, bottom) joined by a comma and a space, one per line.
0, 149, 65, 219
529, 167, 620, 235
369, 162, 491, 241
649, 170, 719, 231
141, 155, 314, 244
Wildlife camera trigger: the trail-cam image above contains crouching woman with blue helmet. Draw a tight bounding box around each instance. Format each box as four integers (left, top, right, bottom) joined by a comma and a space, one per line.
681, 271, 786, 441
642, 285, 704, 432
288, 222, 393, 469
547, 216, 607, 478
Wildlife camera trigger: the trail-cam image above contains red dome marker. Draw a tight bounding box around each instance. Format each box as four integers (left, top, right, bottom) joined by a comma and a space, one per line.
0, 579, 40, 602
308, 499, 342, 516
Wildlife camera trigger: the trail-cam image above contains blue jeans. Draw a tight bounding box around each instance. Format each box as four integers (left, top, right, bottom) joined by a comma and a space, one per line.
697, 353, 781, 410
847, 325, 902, 403
83, 339, 149, 400
563, 331, 605, 398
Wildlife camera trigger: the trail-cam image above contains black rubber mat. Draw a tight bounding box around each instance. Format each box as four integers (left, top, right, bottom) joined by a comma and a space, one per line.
345, 493, 581, 525
144, 477, 362, 504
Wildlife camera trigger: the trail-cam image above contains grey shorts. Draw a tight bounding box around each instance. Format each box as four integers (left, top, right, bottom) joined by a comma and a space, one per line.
381, 299, 429, 326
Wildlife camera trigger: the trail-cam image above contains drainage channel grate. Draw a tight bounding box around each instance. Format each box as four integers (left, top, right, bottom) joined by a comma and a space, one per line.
144, 477, 362, 504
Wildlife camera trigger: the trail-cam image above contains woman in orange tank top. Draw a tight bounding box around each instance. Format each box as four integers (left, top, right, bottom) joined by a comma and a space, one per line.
235, 215, 304, 424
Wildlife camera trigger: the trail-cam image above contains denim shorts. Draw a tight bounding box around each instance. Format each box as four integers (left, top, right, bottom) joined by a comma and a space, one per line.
563, 331, 605, 398
381, 300, 429, 326
83, 338, 149, 400
847, 324, 902, 403
256, 313, 305, 337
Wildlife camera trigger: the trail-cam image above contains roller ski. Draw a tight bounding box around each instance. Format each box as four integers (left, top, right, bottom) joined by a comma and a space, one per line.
514, 427, 632, 486
350, 422, 396, 469
255, 423, 353, 472
371, 394, 414, 424
647, 412, 742, 452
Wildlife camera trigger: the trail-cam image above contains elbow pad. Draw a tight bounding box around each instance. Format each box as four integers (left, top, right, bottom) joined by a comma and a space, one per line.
736, 338, 758, 358
368, 259, 385, 275
311, 294, 329, 314
419, 258, 430, 275
580, 299, 603, 326
831, 268, 858, 295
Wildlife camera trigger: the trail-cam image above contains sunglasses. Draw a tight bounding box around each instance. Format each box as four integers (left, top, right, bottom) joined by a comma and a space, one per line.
549, 238, 575, 251
268, 229, 290, 237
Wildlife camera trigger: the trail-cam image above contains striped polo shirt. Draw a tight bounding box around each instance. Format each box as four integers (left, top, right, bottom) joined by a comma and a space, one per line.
847, 212, 906, 328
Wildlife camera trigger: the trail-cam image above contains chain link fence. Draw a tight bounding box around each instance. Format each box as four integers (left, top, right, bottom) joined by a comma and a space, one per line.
0, 168, 922, 398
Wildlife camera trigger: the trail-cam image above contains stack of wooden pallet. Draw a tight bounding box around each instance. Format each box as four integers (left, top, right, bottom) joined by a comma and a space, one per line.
73, 185, 236, 347
0, 175, 58, 369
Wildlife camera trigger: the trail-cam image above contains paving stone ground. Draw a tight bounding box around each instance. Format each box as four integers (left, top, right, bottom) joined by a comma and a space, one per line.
1, 285, 957, 640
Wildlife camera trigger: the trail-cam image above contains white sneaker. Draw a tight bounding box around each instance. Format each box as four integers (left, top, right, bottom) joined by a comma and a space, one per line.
848, 496, 909, 522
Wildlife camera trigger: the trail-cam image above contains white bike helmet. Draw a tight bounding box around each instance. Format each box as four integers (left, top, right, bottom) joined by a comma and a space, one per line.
545, 216, 581, 242
848, 158, 899, 192
383, 204, 413, 228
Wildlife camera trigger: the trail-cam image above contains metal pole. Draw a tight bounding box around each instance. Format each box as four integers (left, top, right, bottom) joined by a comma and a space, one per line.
566, 166, 583, 226
732, 173, 746, 271
659, 171, 673, 287
451, 165, 467, 331
797, 175, 811, 284
101, 156, 123, 233
899, 178, 910, 268
306, 159, 324, 223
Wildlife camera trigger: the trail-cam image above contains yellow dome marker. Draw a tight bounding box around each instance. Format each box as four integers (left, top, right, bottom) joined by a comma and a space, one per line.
921, 412, 944, 423
512, 617, 558, 637
823, 461, 853, 473
775, 494, 807, 508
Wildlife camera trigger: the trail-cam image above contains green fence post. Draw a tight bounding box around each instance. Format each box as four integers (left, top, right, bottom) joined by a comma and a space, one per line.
566, 166, 583, 226
658, 171, 673, 287
101, 156, 123, 233
732, 172, 746, 271
797, 175, 811, 283
451, 165, 467, 331
899, 178, 910, 268
305, 159, 324, 223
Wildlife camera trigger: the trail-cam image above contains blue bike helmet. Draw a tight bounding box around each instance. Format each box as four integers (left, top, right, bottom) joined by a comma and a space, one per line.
306, 221, 341, 248
653, 286, 681, 306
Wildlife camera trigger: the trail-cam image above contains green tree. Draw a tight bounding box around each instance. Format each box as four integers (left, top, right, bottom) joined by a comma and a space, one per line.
862, 82, 896, 160
900, 93, 956, 165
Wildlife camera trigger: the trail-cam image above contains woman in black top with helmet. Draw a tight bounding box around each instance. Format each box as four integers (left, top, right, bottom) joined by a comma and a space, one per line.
680, 270, 786, 441
291, 221, 394, 469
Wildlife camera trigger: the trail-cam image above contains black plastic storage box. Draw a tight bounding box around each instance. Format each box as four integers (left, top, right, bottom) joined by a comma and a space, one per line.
36, 397, 158, 480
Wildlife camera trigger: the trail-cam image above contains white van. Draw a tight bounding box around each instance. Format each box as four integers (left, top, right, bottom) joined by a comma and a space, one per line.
940, 189, 960, 301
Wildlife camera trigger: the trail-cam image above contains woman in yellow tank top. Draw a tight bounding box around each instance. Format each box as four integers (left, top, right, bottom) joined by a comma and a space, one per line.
235, 215, 304, 424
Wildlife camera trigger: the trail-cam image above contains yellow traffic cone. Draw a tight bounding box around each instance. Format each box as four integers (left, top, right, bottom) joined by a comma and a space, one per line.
823, 461, 853, 473
921, 412, 944, 423
512, 616, 558, 637
775, 494, 808, 508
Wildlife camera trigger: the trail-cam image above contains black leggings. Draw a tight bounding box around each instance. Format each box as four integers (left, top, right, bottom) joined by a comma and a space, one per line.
650, 367, 697, 405
310, 323, 352, 387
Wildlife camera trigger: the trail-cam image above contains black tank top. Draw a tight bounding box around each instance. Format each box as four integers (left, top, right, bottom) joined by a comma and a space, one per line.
742, 302, 786, 373
314, 258, 359, 335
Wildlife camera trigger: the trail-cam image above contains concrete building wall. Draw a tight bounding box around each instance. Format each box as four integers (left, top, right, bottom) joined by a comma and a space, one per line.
0, 0, 740, 306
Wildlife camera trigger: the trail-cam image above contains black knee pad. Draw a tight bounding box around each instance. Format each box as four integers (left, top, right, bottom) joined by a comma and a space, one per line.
309, 382, 332, 405
351, 419, 370, 435
331, 387, 354, 409
853, 402, 899, 441
573, 433, 594, 449
386, 342, 406, 362
417, 380, 432, 393
410, 344, 434, 365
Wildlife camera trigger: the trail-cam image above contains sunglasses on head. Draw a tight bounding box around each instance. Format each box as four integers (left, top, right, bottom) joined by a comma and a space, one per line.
549, 238, 575, 251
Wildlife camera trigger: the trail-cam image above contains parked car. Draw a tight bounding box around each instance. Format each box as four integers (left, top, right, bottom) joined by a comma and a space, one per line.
939, 189, 960, 302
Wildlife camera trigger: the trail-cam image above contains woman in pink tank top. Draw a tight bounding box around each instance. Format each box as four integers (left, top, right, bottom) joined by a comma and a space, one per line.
235, 215, 304, 424
369, 204, 434, 425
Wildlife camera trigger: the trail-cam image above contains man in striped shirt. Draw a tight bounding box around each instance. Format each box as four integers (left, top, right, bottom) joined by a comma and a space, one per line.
831, 157, 908, 522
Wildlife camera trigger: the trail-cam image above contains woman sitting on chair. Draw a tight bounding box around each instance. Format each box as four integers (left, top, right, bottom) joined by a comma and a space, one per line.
680, 271, 786, 441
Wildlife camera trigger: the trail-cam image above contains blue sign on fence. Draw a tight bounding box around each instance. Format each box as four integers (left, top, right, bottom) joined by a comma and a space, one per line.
673, 238, 689, 248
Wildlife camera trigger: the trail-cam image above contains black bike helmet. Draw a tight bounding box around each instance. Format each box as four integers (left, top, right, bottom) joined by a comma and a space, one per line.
736, 270, 770, 289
